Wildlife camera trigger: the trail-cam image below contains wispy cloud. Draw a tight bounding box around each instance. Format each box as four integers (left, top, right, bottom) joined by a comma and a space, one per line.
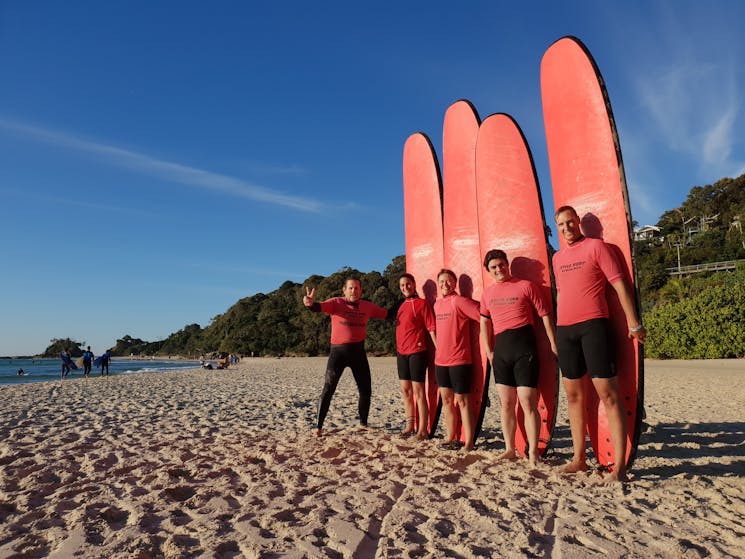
1, 186, 157, 219
0, 118, 325, 213
631, 8, 744, 181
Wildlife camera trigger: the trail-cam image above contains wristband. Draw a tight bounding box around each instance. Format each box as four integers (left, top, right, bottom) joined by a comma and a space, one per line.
629, 324, 644, 333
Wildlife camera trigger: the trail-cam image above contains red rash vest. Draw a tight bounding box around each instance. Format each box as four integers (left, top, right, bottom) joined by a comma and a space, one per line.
434, 293, 481, 366
396, 296, 436, 355
552, 236, 624, 326
480, 278, 549, 336
319, 297, 388, 345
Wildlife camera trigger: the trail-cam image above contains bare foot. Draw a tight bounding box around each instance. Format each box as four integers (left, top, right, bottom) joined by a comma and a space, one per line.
601, 469, 629, 484
560, 460, 588, 474
415, 431, 428, 441
528, 453, 541, 468
462, 442, 475, 452
400, 418, 415, 437
496, 449, 518, 461
357, 425, 371, 432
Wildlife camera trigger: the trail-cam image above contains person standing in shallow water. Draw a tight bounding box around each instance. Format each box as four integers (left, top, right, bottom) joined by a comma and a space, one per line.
394, 273, 436, 440
479, 249, 557, 467
553, 205, 646, 483
433, 269, 481, 451
303, 277, 388, 437
100, 350, 111, 376
61, 349, 71, 379
82, 346, 94, 378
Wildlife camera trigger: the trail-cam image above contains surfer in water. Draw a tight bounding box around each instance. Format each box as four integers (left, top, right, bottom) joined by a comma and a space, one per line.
394, 273, 436, 440
434, 269, 481, 451
479, 250, 557, 467
553, 206, 646, 482
303, 277, 388, 437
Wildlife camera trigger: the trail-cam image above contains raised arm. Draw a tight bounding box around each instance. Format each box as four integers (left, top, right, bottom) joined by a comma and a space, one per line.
303, 286, 321, 312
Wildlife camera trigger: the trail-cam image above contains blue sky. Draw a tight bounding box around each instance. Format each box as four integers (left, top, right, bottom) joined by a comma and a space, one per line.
1, 1, 743, 356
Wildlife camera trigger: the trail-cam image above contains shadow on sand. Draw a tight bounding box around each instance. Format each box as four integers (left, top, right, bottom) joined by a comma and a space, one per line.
477, 421, 745, 479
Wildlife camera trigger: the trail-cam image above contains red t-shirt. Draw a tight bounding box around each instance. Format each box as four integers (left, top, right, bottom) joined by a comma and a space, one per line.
480, 278, 549, 336
434, 293, 481, 366
319, 297, 388, 344
552, 236, 624, 326
396, 296, 435, 355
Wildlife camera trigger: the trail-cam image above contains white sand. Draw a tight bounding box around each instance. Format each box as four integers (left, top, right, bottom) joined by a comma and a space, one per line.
0, 357, 743, 558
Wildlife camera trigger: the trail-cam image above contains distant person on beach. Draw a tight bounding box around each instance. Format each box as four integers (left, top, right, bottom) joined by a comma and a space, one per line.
61, 349, 71, 378
479, 249, 558, 467
434, 269, 481, 451
82, 346, 94, 378
17, 368, 24, 376
303, 277, 388, 437
100, 350, 111, 376
553, 206, 646, 483
394, 273, 436, 440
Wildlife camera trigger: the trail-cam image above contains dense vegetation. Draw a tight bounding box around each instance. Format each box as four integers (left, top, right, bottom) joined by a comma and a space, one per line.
41, 338, 86, 358
42, 174, 745, 360
643, 267, 745, 358
633, 174, 745, 358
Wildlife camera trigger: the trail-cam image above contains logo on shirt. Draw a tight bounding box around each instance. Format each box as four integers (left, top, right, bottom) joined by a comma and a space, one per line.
489, 296, 518, 307
436, 311, 452, 322
560, 260, 586, 273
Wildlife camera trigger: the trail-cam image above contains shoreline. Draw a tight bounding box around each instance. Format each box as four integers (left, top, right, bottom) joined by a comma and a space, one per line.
1, 357, 743, 557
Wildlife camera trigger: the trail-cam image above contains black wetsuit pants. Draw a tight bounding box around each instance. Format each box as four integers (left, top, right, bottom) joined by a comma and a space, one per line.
317, 341, 371, 430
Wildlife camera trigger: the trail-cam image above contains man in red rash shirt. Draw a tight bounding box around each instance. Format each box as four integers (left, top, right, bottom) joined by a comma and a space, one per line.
479, 249, 557, 467
303, 277, 388, 437
553, 206, 646, 482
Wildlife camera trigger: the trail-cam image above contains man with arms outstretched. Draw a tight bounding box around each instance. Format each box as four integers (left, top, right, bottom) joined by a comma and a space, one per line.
303, 277, 388, 437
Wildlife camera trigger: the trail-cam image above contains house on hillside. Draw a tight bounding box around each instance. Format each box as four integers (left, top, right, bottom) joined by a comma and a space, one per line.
633, 225, 662, 242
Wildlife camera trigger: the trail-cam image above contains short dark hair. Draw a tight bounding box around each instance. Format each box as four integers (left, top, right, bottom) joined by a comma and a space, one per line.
554, 205, 578, 221
437, 268, 456, 281
344, 276, 361, 286
483, 249, 508, 270
398, 273, 416, 283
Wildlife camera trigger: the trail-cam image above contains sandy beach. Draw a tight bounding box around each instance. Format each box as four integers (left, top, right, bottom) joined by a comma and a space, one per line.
0, 357, 743, 558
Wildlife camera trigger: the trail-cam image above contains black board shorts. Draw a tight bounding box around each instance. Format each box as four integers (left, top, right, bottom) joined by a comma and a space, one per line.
435, 364, 471, 394
557, 318, 615, 379
397, 351, 428, 383
492, 324, 539, 388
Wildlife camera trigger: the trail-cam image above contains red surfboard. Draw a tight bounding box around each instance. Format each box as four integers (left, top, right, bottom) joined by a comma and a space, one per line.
541, 36, 644, 470
441, 100, 487, 444
403, 132, 444, 437
475, 113, 559, 458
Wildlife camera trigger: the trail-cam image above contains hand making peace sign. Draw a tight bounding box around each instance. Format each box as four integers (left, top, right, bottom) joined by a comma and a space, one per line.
303, 286, 316, 307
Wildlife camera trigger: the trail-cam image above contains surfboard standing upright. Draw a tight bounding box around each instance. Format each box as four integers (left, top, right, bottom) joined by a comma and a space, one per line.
403, 100, 490, 444
403, 132, 444, 437
441, 100, 488, 443
475, 113, 559, 457
541, 36, 644, 470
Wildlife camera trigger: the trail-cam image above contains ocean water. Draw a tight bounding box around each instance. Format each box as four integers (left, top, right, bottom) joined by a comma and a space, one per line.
0, 358, 200, 386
